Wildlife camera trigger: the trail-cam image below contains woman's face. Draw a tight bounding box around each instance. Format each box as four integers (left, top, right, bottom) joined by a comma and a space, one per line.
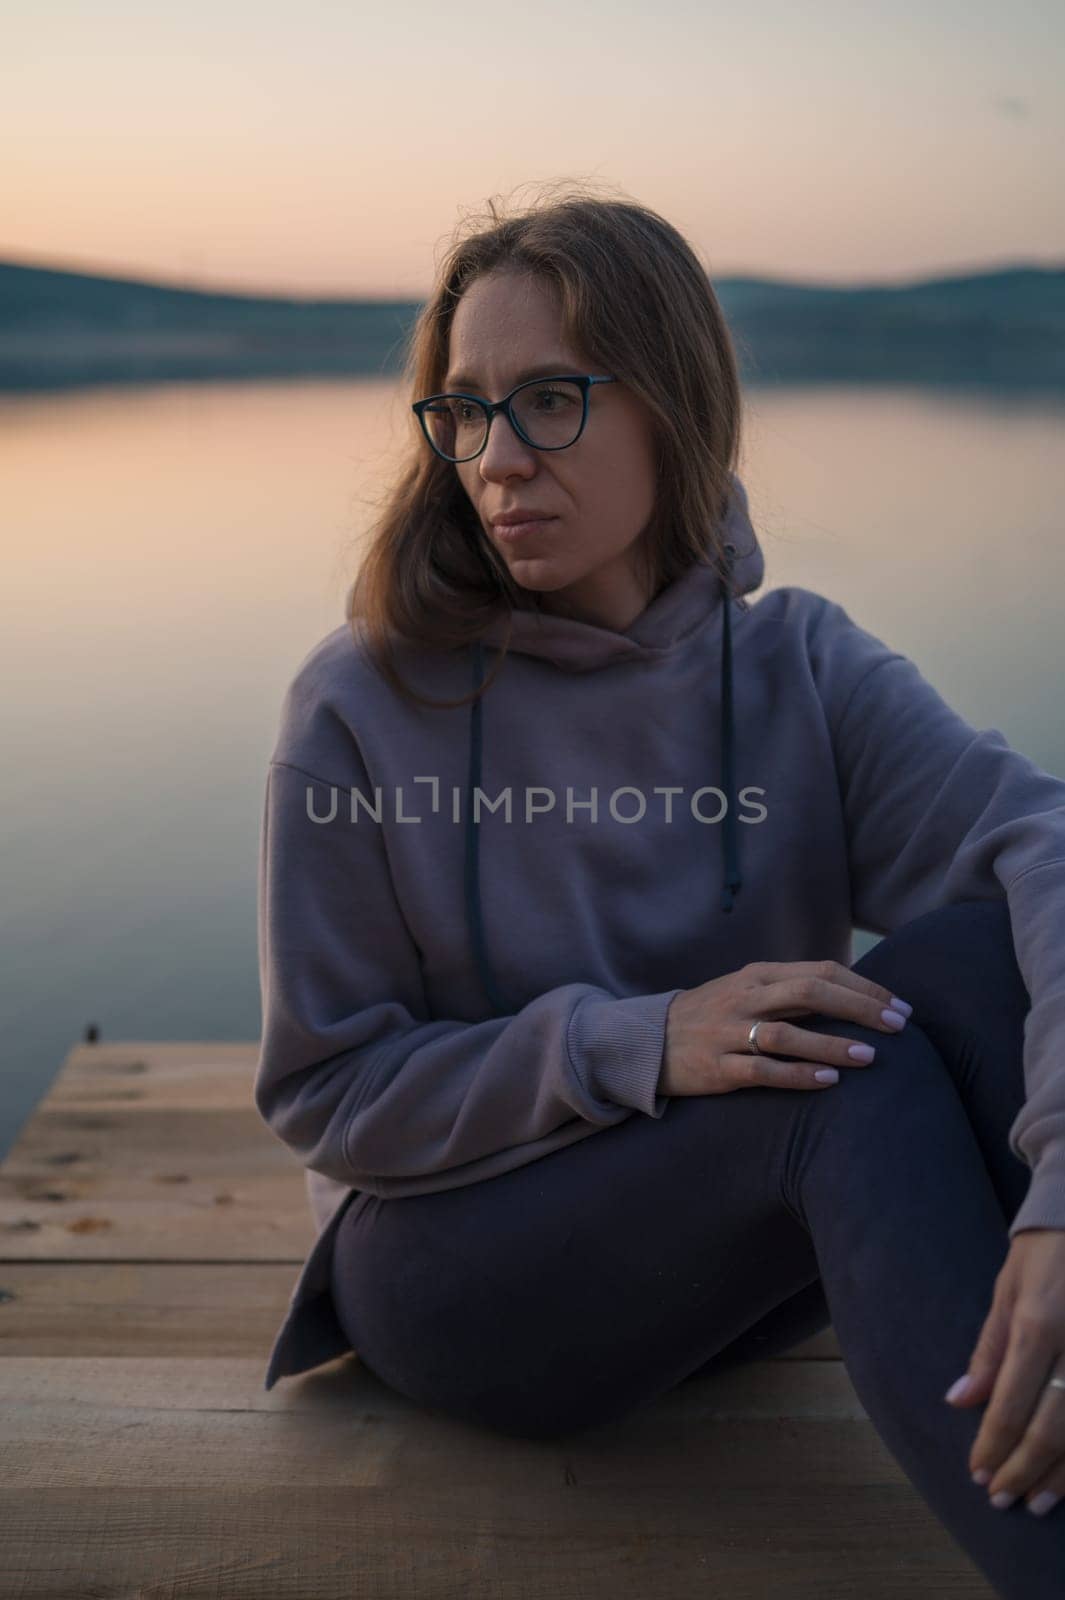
446, 271, 660, 630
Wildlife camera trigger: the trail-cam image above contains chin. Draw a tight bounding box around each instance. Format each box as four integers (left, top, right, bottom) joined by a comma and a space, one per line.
484, 540, 545, 584
502, 556, 569, 590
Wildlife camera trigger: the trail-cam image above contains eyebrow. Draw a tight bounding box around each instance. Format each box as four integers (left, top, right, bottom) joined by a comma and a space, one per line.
441, 360, 577, 392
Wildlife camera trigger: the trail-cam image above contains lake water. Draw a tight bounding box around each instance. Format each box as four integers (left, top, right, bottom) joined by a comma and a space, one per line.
2, 376, 1063, 1159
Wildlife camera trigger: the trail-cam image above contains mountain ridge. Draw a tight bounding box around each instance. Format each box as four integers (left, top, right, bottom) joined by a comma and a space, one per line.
2, 257, 1063, 391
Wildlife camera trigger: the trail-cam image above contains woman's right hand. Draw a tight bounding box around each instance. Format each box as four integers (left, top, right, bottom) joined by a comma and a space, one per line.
660, 960, 911, 1097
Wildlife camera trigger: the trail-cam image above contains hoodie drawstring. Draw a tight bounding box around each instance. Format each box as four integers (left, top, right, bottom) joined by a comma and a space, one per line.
465, 547, 743, 1015
719, 540, 742, 914
466, 639, 510, 1018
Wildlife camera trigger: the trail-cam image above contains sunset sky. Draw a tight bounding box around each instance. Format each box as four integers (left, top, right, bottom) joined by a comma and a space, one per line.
4, 0, 1063, 300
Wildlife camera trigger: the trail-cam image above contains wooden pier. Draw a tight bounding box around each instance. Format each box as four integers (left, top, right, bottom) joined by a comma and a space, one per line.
0, 1039, 995, 1596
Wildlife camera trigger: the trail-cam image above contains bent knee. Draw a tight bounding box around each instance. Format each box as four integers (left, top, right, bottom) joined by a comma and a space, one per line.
853, 898, 1026, 1021
800, 1011, 950, 1110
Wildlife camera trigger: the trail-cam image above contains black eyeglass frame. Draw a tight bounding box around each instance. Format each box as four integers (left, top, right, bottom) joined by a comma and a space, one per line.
411, 374, 617, 463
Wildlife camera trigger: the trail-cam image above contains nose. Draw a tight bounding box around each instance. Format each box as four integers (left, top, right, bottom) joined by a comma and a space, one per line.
478, 408, 538, 482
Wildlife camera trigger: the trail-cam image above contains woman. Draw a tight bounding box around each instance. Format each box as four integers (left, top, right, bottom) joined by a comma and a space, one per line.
253, 190, 1065, 1595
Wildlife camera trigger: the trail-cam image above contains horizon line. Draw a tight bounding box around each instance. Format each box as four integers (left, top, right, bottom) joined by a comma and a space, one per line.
2, 247, 1064, 305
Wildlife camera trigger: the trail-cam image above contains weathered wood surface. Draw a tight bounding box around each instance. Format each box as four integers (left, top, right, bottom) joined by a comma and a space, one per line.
0, 1041, 994, 1597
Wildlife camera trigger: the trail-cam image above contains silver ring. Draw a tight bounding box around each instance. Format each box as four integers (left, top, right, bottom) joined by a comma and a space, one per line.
1049, 1377, 1065, 1392
748, 1020, 765, 1055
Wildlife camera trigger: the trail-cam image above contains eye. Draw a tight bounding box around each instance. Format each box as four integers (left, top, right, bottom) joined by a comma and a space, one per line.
431, 398, 480, 423
531, 385, 577, 410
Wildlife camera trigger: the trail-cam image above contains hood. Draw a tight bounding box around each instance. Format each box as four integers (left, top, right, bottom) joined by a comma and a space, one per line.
478, 471, 763, 671
465, 471, 763, 1018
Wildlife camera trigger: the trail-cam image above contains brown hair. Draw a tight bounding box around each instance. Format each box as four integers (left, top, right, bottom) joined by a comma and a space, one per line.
347, 178, 745, 710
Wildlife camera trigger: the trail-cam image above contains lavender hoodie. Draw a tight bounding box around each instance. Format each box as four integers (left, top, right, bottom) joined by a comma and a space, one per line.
254, 472, 1065, 1391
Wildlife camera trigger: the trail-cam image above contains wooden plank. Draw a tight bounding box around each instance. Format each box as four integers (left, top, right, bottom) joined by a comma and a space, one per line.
0, 1263, 307, 1357
0, 1262, 841, 1359
0, 1484, 996, 1600
0, 1042, 308, 1259
0, 1352, 901, 1436
44, 1041, 260, 1111
0, 1358, 994, 1598
0, 1106, 308, 1260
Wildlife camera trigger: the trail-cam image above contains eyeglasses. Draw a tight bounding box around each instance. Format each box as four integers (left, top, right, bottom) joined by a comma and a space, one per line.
412, 374, 617, 464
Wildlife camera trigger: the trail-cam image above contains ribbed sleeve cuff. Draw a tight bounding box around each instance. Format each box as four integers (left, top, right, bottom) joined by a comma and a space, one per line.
1008, 1144, 1065, 1236
567, 989, 682, 1118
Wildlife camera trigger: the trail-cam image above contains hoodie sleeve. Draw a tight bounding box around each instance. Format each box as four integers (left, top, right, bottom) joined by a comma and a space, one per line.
254, 754, 680, 1201
814, 597, 1065, 1237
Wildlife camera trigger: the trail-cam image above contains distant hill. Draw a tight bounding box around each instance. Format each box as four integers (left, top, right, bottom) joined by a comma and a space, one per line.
1, 258, 1063, 391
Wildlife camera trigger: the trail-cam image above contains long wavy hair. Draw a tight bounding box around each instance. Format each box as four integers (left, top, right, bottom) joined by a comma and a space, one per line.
347, 179, 746, 710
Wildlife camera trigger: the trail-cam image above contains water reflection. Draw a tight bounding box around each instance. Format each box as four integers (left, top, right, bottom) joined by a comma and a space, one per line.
1, 376, 1062, 1151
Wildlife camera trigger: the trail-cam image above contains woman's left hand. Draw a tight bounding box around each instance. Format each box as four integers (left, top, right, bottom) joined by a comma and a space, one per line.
945, 1227, 1065, 1515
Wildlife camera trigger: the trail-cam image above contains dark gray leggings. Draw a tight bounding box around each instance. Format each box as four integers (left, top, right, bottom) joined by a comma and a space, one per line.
330, 899, 1065, 1597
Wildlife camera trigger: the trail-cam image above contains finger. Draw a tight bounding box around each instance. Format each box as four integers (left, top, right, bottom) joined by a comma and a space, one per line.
752, 973, 911, 1038
948, 1299, 1011, 1410
747, 961, 908, 1014
725, 1017, 876, 1068
982, 1359, 1065, 1505
1021, 1457, 1065, 1517
986, 1401, 1065, 1508
740, 1018, 880, 1070
970, 1316, 1061, 1496
742, 1014, 879, 1068
721, 1052, 843, 1092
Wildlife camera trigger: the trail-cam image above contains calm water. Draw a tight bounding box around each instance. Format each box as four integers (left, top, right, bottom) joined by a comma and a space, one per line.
2, 376, 1063, 1159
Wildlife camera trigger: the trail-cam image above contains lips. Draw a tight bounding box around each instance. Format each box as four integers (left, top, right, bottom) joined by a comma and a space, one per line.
493, 516, 556, 542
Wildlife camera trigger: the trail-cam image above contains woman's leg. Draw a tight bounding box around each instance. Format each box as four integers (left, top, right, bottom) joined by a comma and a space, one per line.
684, 894, 1033, 1384
330, 897, 1064, 1597
782, 896, 1061, 1597
850, 896, 1032, 1230
331, 1077, 826, 1439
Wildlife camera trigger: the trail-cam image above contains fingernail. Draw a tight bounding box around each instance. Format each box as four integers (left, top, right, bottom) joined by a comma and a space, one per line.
847, 1043, 875, 1062
945, 1374, 974, 1403
1028, 1491, 1060, 1517
990, 1491, 1017, 1510
889, 997, 912, 1017
972, 1467, 992, 1485
881, 1008, 907, 1029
